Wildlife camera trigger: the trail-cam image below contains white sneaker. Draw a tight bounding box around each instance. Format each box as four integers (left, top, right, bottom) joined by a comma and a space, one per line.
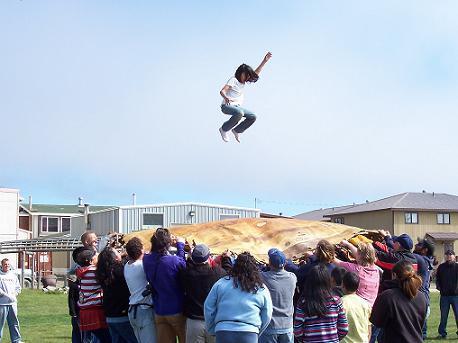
219, 127, 229, 142
232, 129, 241, 143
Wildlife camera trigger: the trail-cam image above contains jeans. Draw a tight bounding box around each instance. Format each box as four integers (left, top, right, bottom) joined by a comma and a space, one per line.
221, 104, 257, 133
90, 328, 112, 343
128, 306, 157, 343
369, 325, 383, 343
215, 331, 258, 343
154, 313, 186, 343
422, 305, 430, 340
0, 304, 21, 343
186, 318, 215, 343
258, 331, 293, 343
107, 316, 138, 343
438, 295, 458, 337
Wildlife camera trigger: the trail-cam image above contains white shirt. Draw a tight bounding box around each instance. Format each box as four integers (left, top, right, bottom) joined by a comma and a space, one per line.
124, 260, 153, 307
0, 271, 21, 306
222, 76, 245, 106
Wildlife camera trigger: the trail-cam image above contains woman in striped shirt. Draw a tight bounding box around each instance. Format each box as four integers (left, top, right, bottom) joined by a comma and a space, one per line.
294, 264, 348, 343
76, 248, 111, 343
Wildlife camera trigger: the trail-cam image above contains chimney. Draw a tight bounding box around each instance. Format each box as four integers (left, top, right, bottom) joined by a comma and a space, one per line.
84, 204, 90, 229
132, 193, 136, 206
433, 192, 435, 197
28, 195, 32, 210
78, 197, 83, 207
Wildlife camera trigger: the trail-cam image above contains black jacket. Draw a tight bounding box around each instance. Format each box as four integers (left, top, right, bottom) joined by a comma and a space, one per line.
374, 239, 418, 281
370, 280, 427, 343
179, 259, 226, 320
436, 261, 458, 296
101, 263, 131, 318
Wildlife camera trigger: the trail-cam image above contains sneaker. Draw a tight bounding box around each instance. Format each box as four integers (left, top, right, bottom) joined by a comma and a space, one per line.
219, 127, 229, 142
231, 129, 241, 143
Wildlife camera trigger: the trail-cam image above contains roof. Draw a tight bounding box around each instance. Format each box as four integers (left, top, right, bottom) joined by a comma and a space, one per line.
326, 192, 458, 216
20, 204, 116, 215
294, 205, 356, 221
426, 232, 458, 241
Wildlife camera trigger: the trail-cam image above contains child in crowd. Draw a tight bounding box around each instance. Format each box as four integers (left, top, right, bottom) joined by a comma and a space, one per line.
294, 264, 348, 343
331, 267, 347, 297
76, 248, 111, 343
218, 52, 272, 143
341, 272, 371, 343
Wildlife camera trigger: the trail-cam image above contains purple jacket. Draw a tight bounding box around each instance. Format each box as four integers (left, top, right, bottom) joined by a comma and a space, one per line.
143, 242, 186, 315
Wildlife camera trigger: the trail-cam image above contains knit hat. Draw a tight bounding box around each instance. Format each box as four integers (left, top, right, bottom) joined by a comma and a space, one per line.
191, 244, 210, 264
416, 239, 435, 256
268, 248, 286, 269
393, 234, 413, 251
445, 249, 455, 255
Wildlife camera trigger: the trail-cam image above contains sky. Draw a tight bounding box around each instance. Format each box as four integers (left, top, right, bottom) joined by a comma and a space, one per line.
1, 1, 458, 215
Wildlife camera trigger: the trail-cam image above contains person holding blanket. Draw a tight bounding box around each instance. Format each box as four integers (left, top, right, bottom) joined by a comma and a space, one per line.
204, 252, 273, 343
143, 228, 186, 343
218, 52, 272, 143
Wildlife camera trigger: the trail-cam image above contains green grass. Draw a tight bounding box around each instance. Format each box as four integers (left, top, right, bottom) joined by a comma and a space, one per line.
0, 290, 456, 342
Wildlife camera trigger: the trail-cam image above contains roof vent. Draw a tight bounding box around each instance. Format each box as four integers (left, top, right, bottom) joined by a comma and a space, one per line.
78, 197, 84, 207
366, 200, 369, 203
422, 190, 426, 193
432, 192, 435, 197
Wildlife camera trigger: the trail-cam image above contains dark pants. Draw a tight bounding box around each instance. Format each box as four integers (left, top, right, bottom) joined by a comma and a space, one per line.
438, 295, 458, 337
72, 317, 82, 343
221, 104, 257, 133
369, 326, 383, 343
216, 331, 258, 343
108, 320, 138, 343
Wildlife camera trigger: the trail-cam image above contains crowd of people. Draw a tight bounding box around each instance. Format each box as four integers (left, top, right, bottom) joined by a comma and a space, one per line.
67, 229, 458, 343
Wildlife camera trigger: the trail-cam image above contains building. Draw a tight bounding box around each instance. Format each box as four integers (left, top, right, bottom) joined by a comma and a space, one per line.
70, 202, 261, 238
0, 188, 29, 268
294, 204, 356, 222
324, 192, 458, 258
18, 201, 113, 275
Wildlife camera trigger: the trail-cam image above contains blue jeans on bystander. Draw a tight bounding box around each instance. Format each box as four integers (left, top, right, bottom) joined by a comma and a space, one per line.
0, 304, 21, 343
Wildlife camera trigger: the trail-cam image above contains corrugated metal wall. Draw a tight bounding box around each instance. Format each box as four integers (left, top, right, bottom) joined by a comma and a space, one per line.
120, 204, 259, 233
70, 204, 259, 236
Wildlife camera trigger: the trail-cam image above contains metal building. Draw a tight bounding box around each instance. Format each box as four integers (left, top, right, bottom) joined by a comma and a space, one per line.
71, 203, 260, 238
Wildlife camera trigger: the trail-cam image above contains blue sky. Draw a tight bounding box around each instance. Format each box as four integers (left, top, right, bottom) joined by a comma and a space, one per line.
1, 1, 458, 215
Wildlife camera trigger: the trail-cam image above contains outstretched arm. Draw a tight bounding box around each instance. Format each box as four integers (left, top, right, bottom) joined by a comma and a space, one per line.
255, 52, 272, 75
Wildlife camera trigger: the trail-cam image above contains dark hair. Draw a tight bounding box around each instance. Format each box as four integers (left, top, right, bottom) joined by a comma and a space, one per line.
150, 228, 172, 255
331, 266, 347, 286
235, 64, 259, 83
126, 237, 143, 260
299, 264, 333, 317
316, 240, 335, 263
230, 252, 264, 293
95, 246, 122, 286
76, 248, 96, 267
343, 271, 360, 293
393, 260, 422, 299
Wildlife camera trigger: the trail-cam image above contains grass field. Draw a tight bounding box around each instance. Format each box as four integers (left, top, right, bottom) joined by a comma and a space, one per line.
0, 289, 456, 342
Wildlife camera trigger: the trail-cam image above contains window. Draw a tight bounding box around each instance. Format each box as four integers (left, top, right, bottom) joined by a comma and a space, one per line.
143, 213, 164, 226
405, 212, 418, 224
61, 217, 71, 232
437, 213, 450, 224
41, 217, 59, 232
334, 217, 344, 224
219, 214, 241, 220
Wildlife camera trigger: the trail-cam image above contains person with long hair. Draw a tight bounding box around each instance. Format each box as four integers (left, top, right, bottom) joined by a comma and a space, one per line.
143, 228, 186, 343
336, 241, 380, 307
293, 264, 348, 343
218, 52, 272, 143
96, 246, 137, 343
370, 260, 427, 343
204, 252, 273, 343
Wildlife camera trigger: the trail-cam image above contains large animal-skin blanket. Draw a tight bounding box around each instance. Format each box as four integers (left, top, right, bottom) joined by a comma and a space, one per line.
122, 218, 365, 260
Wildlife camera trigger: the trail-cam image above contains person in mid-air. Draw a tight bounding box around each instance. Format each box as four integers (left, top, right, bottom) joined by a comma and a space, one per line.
219, 52, 272, 143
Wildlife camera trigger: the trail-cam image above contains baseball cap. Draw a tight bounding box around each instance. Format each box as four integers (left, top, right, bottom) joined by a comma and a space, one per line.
393, 234, 413, 251
191, 244, 210, 264
417, 239, 435, 256
268, 248, 286, 269
445, 249, 455, 256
